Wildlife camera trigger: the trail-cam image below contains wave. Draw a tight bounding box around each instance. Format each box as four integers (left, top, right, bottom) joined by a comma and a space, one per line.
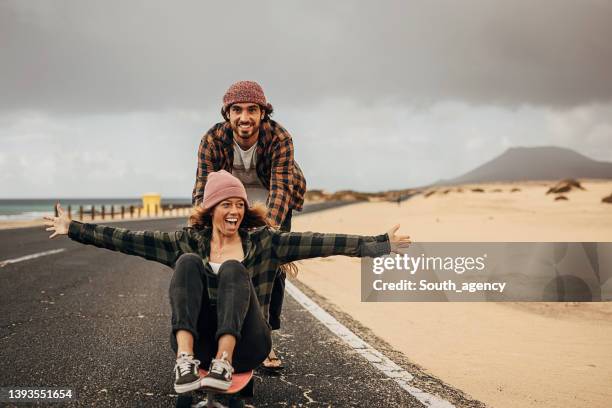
0, 211, 54, 221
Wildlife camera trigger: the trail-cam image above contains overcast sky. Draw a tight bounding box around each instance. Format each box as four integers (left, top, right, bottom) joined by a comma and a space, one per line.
1, 0, 611, 198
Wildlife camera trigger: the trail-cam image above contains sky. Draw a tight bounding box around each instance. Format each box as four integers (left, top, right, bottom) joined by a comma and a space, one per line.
1, 0, 611, 198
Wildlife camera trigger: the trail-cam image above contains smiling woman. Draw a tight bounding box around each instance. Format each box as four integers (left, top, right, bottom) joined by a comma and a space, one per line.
189, 198, 270, 232
43, 170, 411, 395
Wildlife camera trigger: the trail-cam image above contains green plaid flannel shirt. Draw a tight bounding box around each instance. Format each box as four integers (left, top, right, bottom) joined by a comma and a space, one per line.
68, 221, 390, 321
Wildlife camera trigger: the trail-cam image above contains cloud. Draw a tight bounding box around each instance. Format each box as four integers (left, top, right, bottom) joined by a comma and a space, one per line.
2, 102, 610, 197
0, 109, 217, 197
1, 0, 611, 114
1, 1, 611, 197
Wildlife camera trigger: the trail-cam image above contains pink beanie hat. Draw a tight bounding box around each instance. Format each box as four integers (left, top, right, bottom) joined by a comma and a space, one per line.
222, 80, 271, 111
202, 170, 249, 210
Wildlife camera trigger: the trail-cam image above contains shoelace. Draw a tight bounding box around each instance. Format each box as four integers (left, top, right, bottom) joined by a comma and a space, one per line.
210, 351, 233, 375
176, 356, 200, 377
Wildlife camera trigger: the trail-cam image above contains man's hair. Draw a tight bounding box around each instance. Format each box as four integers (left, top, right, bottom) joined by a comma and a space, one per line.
221, 103, 274, 122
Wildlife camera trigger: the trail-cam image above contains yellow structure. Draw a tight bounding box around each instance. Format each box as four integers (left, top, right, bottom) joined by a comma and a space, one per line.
142, 193, 161, 216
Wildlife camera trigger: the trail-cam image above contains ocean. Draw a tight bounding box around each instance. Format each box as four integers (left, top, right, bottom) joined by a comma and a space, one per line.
0, 198, 192, 221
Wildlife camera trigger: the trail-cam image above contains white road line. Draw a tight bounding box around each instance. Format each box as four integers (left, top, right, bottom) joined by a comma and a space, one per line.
286, 280, 455, 408
0, 249, 66, 268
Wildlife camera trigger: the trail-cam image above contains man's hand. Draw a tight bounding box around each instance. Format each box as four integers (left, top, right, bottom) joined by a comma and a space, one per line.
386, 224, 411, 254
43, 203, 71, 239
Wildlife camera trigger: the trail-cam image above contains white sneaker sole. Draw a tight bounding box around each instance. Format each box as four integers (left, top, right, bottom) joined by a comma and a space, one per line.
174, 378, 202, 394
201, 376, 231, 391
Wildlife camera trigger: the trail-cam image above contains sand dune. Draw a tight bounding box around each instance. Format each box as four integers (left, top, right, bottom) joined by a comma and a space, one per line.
293, 179, 612, 408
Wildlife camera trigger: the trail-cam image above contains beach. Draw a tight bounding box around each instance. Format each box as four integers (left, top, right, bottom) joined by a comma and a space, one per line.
0, 205, 192, 230
293, 179, 612, 408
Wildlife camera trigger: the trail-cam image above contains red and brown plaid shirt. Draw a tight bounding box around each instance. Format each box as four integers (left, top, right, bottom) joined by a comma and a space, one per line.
192, 120, 306, 227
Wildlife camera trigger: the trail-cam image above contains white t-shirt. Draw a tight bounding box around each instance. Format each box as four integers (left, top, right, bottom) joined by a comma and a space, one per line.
236, 141, 257, 171
209, 262, 222, 274
209, 260, 245, 275
232, 141, 269, 206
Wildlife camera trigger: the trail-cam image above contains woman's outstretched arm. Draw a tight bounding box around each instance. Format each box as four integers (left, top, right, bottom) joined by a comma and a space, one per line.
44, 203, 189, 267
271, 224, 411, 264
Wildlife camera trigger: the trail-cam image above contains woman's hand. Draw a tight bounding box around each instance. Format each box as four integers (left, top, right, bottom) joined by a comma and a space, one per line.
43, 203, 71, 239
386, 224, 411, 254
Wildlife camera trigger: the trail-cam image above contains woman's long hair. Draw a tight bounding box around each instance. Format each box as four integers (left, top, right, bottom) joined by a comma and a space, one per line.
189, 202, 298, 278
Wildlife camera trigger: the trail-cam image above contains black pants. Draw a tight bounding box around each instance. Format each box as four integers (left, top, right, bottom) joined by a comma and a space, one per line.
168, 254, 271, 372
268, 210, 292, 330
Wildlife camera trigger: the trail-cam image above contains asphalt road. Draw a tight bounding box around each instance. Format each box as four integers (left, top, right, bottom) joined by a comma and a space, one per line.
0, 207, 483, 407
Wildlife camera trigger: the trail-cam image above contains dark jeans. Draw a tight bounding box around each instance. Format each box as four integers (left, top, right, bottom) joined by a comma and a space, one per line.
169, 254, 271, 372
268, 210, 292, 330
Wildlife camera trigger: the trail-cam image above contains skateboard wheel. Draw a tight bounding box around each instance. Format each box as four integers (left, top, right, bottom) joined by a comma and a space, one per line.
176, 394, 193, 408
228, 397, 245, 408
240, 378, 254, 398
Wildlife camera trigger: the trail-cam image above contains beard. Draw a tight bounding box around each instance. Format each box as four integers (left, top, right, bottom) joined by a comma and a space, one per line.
232, 120, 259, 139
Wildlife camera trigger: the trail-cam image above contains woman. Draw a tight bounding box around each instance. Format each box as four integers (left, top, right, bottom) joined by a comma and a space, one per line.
44, 170, 411, 393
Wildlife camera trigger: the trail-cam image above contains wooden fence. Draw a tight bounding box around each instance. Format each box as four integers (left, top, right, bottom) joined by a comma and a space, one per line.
54, 204, 193, 221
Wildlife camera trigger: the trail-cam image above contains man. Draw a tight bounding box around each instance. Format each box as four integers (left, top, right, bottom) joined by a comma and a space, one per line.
192, 80, 306, 369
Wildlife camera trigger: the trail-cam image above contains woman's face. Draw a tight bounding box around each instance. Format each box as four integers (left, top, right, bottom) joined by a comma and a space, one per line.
212, 198, 246, 237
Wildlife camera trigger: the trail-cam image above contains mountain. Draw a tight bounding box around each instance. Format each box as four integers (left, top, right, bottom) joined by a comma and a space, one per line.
440, 146, 612, 185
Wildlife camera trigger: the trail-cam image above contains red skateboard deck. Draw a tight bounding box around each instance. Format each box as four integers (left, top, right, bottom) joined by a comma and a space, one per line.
198, 368, 253, 394
176, 368, 254, 407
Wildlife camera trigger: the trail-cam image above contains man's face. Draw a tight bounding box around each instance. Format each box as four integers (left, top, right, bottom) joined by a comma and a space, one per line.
228, 103, 264, 145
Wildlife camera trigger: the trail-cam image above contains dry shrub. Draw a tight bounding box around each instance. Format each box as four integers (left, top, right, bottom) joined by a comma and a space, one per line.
546, 179, 585, 195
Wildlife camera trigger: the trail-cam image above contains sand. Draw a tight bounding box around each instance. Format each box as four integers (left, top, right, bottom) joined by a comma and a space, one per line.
293, 180, 612, 408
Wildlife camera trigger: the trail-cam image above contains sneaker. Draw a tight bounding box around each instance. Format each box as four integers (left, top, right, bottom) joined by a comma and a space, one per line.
201, 351, 234, 391
174, 352, 201, 393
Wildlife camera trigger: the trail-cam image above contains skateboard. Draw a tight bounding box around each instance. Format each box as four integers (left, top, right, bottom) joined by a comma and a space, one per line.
176, 368, 254, 408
